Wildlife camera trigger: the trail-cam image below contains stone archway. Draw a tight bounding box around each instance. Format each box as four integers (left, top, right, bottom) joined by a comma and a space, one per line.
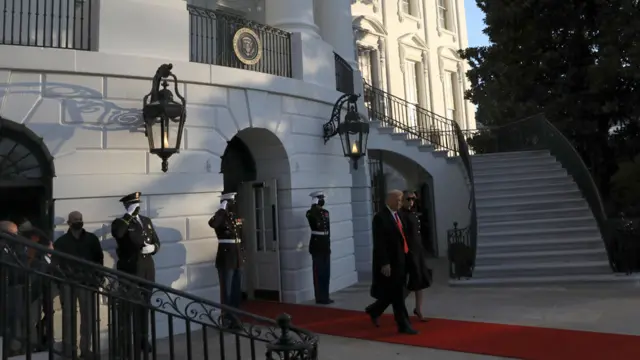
368, 149, 438, 255
0, 117, 56, 232
219, 127, 293, 302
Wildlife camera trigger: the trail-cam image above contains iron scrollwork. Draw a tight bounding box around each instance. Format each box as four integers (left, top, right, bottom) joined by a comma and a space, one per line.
323, 93, 361, 143
0, 231, 319, 359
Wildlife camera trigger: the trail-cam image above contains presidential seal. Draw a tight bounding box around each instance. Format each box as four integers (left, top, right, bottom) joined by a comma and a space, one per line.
233, 28, 262, 65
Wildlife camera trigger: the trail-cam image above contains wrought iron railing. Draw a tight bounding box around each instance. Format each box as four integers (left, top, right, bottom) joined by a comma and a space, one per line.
463, 114, 615, 272
0, 230, 318, 359
0, 0, 95, 50
363, 82, 459, 154
446, 121, 478, 278
335, 53, 354, 94
188, 5, 292, 78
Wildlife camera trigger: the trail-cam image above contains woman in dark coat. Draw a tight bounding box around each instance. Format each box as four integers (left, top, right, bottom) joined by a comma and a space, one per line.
400, 191, 432, 321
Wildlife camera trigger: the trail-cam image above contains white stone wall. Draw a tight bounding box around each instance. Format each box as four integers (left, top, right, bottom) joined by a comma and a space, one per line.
351, 0, 477, 130
0, 48, 358, 304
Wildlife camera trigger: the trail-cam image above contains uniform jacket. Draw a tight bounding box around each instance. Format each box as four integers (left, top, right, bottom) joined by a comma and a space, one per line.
111, 214, 160, 274
306, 205, 331, 255
209, 208, 244, 270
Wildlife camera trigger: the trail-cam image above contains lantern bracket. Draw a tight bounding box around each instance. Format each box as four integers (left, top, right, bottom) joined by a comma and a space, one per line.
323, 93, 360, 143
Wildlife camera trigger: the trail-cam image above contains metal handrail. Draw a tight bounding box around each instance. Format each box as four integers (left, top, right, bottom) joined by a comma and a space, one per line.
464, 114, 614, 271
0, 231, 318, 359
362, 81, 460, 154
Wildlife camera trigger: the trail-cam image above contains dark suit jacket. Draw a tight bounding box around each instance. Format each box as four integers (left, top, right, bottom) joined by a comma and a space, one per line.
111, 215, 160, 274
370, 207, 408, 299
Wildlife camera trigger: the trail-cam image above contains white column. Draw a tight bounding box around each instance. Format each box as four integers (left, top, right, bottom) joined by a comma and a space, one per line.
265, 0, 319, 37
316, 0, 357, 66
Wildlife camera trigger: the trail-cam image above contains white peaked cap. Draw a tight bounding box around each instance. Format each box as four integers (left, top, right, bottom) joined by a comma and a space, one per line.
220, 192, 237, 201
309, 191, 325, 198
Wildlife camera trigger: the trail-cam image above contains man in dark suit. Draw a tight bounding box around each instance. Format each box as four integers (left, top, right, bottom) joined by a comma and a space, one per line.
365, 189, 418, 335
111, 192, 161, 353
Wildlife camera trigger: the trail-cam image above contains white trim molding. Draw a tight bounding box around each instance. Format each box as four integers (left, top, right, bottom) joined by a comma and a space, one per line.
352, 0, 380, 12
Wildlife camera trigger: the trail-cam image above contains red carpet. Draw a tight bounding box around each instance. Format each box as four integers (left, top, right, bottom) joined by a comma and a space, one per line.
244, 301, 640, 359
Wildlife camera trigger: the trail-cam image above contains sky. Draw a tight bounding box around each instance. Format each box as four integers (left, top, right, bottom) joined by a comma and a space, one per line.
464, 0, 489, 47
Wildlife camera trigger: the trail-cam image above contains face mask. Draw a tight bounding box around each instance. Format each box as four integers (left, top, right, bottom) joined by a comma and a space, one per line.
70, 222, 83, 230
318, 199, 325, 207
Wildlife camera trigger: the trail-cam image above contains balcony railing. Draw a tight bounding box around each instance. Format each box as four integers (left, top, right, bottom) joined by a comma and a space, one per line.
188, 5, 292, 78
334, 53, 354, 93
0, 0, 94, 50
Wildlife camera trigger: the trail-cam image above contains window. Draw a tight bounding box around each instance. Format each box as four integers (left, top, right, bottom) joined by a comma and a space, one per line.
401, 0, 417, 16
444, 71, 457, 121
437, 0, 449, 30
405, 60, 420, 127
358, 47, 374, 85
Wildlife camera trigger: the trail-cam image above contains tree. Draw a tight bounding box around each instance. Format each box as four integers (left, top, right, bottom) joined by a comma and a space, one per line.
460, 0, 640, 198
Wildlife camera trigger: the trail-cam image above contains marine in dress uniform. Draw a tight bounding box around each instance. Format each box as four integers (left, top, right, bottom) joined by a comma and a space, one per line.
306, 191, 334, 304
111, 192, 160, 353
208, 192, 244, 327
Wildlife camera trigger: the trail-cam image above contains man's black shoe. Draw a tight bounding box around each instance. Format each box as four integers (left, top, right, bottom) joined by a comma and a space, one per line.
365, 307, 380, 327
398, 327, 419, 335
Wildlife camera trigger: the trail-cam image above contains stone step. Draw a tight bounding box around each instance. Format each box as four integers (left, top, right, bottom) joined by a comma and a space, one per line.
473, 162, 562, 176
472, 156, 558, 169
475, 190, 582, 206
476, 198, 586, 212
474, 167, 567, 181
474, 174, 572, 190
448, 273, 639, 287
475, 181, 575, 197
477, 207, 592, 223
478, 216, 597, 232
475, 248, 608, 266
471, 150, 551, 162
472, 260, 611, 278
479, 226, 599, 242
477, 236, 604, 253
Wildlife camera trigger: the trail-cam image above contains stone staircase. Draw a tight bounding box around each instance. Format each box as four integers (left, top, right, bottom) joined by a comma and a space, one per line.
450, 150, 622, 286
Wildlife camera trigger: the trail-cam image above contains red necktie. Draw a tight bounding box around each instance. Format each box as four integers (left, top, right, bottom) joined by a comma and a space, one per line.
394, 213, 409, 254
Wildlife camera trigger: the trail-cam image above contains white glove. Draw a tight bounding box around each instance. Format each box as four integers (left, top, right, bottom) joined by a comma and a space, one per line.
126, 203, 140, 215
141, 244, 156, 254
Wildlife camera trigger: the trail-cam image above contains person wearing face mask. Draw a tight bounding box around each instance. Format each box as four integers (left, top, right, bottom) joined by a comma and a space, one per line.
111, 192, 160, 354
306, 191, 333, 305
53, 212, 103, 358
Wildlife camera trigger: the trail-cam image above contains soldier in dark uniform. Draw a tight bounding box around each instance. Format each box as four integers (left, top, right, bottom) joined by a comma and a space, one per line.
111, 192, 160, 353
306, 191, 334, 304
208, 192, 244, 327
399, 190, 431, 322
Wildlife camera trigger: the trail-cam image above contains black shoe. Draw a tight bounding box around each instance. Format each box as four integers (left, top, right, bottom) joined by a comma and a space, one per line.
365, 307, 380, 327
398, 327, 419, 335
316, 299, 335, 305
413, 308, 429, 322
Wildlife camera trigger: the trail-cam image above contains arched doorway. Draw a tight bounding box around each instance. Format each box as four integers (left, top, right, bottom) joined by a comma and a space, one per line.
368, 149, 438, 256
220, 127, 292, 302
0, 117, 55, 233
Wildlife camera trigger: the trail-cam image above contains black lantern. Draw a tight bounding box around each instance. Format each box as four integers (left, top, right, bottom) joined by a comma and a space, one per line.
323, 94, 369, 169
142, 63, 187, 172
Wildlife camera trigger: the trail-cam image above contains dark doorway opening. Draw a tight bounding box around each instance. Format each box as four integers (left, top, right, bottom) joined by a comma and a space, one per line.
220, 136, 257, 193
0, 117, 55, 236
0, 186, 48, 229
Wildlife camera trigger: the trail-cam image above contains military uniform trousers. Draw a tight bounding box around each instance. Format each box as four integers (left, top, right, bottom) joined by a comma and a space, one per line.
116, 254, 155, 352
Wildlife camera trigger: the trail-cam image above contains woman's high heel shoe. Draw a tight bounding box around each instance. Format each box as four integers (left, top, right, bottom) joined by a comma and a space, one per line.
413, 308, 428, 322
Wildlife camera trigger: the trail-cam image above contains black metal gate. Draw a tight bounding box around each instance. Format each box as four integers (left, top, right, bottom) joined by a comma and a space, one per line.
368, 151, 386, 214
